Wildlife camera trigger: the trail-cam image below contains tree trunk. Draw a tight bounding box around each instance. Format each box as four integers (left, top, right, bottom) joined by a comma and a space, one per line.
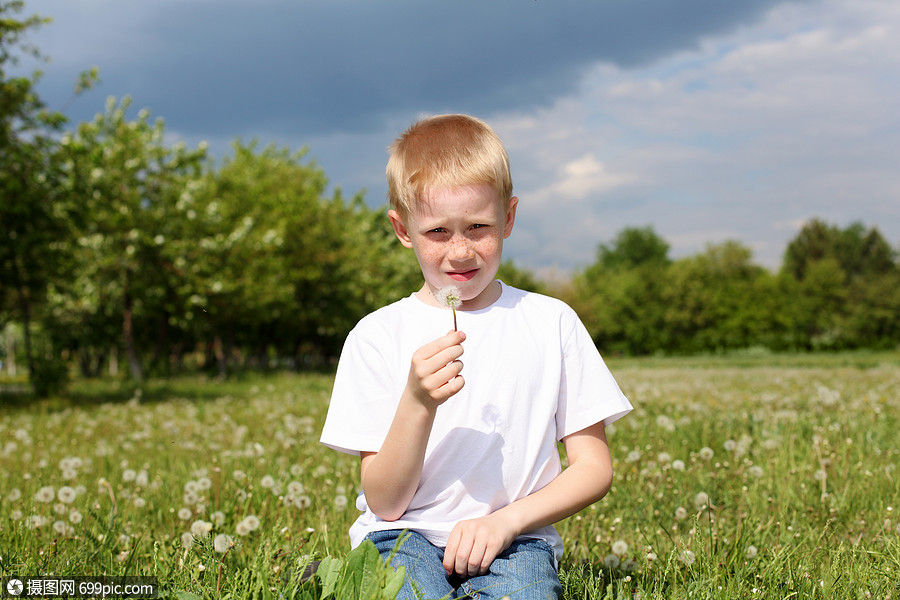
122, 274, 143, 381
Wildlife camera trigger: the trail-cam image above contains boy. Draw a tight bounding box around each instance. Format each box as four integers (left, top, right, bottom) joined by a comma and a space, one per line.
320, 114, 631, 599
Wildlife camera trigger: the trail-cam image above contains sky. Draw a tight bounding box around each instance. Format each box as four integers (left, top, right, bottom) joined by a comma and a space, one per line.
15, 0, 900, 275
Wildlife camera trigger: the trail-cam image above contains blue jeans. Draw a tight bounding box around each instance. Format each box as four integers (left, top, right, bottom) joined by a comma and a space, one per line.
365, 529, 561, 600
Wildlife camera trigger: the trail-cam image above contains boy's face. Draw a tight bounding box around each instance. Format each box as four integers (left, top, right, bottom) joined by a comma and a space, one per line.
389, 184, 518, 310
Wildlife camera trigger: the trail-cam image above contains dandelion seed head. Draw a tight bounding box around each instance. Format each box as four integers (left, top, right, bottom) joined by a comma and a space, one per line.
435, 285, 462, 310
672, 460, 686, 471
334, 495, 348, 510
675, 506, 688, 520
35, 486, 55, 503
603, 554, 620, 569
679, 550, 696, 566
57, 486, 77, 504
213, 533, 233, 553
260, 475, 276, 488
612, 540, 629, 556
178, 507, 193, 521
693, 491, 710, 509
181, 532, 194, 549
191, 520, 213, 538
745, 545, 758, 559
699, 447, 714, 460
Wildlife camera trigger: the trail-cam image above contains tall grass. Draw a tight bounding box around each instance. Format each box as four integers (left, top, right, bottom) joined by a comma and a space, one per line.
1, 357, 898, 598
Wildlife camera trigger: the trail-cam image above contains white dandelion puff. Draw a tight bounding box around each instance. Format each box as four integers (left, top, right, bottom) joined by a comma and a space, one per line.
214, 534, 234, 553
693, 491, 710, 509
210, 511, 226, 527
745, 545, 758, 559
435, 285, 462, 330
35, 486, 55, 503
181, 532, 195, 549
191, 520, 213, 538
334, 495, 349, 511
57, 486, 77, 504
699, 447, 714, 461
603, 554, 620, 569
260, 475, 276, 488
672, 460, 686, 471
678, 550, 696, 566
178, 507, 193, 521
612, 540, 629, 556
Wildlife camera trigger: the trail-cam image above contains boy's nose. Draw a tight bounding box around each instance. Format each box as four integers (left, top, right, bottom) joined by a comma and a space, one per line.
448, 237, 475, 260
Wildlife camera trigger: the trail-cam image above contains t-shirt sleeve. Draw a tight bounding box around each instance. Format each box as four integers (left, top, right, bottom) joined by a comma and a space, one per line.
555, 310, 632, 440
320, 327, 398, 456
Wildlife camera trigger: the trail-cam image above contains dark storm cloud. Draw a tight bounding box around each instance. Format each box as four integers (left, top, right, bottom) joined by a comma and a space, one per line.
30, 0, 813, 138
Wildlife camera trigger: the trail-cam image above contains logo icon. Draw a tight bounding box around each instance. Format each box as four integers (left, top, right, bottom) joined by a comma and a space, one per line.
6, 578, 24, 596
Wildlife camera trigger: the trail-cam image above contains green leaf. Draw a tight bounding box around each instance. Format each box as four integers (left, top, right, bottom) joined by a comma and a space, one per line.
316, 556, 342, 598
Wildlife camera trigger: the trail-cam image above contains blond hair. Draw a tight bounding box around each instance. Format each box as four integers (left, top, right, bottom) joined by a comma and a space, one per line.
386, 114, 513, 221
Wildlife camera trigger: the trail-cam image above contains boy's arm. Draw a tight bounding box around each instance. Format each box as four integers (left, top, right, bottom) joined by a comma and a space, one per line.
442, 421, 613, 577
360, 330, 466, 521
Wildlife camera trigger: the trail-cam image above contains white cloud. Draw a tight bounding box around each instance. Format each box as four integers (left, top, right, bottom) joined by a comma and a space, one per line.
498, 0, 900, 271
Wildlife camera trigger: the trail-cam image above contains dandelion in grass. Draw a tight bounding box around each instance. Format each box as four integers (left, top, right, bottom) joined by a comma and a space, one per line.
814, 469, 827, 481
435, 285, 462, 331
54, 503, 68, 515
287, 481, 305, 495
233, 470, 247, 482
678, 550, 696, 566
8, 488, 21, 502
699, 447, 714, 460
694, 491, 710, 509
603, 554, 620, 569
11, 510, 22, 521
191, 520, 212, 538
672, 460, 686, 471
334, 494, 348, 510
612, 540, 629, 556
133, 497, 146, 508
260, 475, 276, 488
236, 515, 260, 535
178, 507, 193, 521
724, 439, 737, 452
657, 452, 672, 464
626, 449, 641, 463
293, 495, 311, 509
214, 533, 234, 553
35, 486, 55, 503
745, 545, 758, 559
57, 486, 77, 504
181, 532, 195, 550
123, 469, 137, 482
69, 510, 82, 524
211, 511, 226, 527
748, 465, 764, 478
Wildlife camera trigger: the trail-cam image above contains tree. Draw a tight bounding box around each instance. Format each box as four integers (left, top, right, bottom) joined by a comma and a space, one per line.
53, 96, 207, 381
0, 1, 93, 394
572, 226, 672, 355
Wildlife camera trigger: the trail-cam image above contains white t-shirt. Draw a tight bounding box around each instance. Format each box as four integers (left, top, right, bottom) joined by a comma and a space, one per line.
320, 282, 632, 562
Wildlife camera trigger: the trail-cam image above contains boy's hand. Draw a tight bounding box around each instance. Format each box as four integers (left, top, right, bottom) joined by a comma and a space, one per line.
443, 513, 518, 577
406, 330, 466, 407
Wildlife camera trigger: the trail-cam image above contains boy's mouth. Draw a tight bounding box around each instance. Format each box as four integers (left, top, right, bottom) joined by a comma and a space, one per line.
448, 269, 478, 282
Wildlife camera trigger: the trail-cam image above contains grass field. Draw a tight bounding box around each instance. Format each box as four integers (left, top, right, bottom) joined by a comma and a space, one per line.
1, 352, 899, 599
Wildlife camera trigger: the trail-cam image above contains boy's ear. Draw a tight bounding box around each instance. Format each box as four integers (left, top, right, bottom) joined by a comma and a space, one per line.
503, 196, 519, 239
388, 209, 414, 249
